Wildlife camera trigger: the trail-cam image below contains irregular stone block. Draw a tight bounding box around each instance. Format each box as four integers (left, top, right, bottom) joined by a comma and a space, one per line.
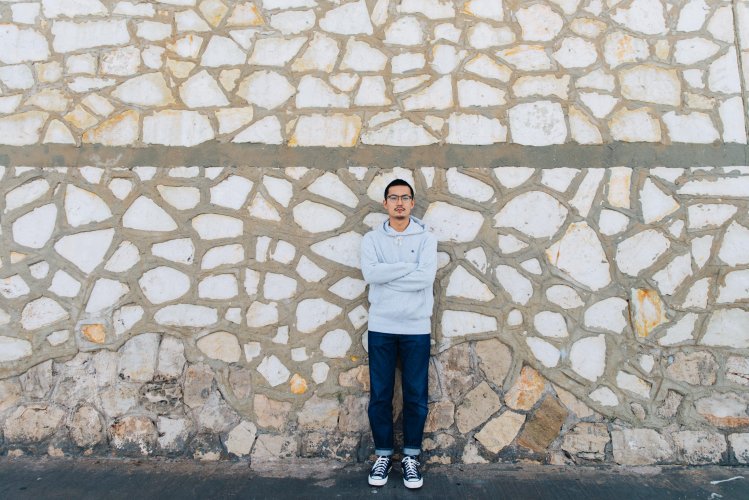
425, 400, 455, 432
475, 410, 525, 453
68, 405, 104, 448
561, 423, 609, 461
455, 381, 500, 433
612, 428, 674, 465
666, 352, 718, 386
3, 404, 65, 443
517, 397, 568, 453
673, 430, 726, 464
506, 366, 546, 411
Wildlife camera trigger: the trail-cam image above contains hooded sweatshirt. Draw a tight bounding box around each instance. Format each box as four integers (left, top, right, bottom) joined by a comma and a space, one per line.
360, 216, 438, 335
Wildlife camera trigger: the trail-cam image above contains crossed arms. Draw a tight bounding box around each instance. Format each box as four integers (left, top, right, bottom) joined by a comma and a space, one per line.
360, 235, 438, 292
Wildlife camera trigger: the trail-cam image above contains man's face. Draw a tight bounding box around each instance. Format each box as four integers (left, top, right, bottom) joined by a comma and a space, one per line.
383, 185, 415, 220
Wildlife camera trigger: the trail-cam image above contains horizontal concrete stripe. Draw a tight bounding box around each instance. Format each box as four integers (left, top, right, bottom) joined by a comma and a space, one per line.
1, 143, 747, 169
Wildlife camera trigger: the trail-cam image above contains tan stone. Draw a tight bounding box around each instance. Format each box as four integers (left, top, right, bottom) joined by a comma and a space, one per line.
82, 110, 139, 146
505, 366, 546, 411
298, 394, 339, 431
228, 367, 253, 400
251, 434, 298, 462
338, 395, 368, 433
695, 393, 749, 428
657, 390, 683, 419
554, 385, 597, 419
474, 410, 525, 453
666, 351, 718, 385
437, 342, 477, 400
630, 289, 666, 337
475, 338, 512, 387
289, 373, 308, 395
225, 420, 257, 457
81, 323, 106, 344
561, 423, 609, 460
455, 381, 501, 433
424, 400, 455, 432
183, 363, 214, 408
517, 396, 568, 453
109, 415, 156, 455
68, 405, 104, 448
673, 430, 726, 464
612, 428, 674, 465
0, 378, 22, 413
3, 404, 65, 443
254, 394, 292, 430
338, 364, 370, 391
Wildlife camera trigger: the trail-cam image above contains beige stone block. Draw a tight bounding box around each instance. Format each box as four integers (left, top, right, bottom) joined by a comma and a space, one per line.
3, 404, 65, 443
82, 110, 139, 146
424, 400, 455, 432
506, 366, 546, 411
561, 423, 609, 460
517, 396, 568, 453
474, 410, 524, 453
455, 381, 501, 433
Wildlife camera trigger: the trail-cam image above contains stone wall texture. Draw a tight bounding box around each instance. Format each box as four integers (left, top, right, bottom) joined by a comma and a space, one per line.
1, 0, 749, 467
0, 0, 747, 146
1, 164, 749, 466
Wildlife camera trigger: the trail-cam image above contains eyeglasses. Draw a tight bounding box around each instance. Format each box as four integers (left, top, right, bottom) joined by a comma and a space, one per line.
386, 195, 413, 202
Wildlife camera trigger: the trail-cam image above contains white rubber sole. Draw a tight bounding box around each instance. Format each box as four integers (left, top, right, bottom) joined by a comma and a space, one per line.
403, 478, 423, 489
368, 476, 388, 486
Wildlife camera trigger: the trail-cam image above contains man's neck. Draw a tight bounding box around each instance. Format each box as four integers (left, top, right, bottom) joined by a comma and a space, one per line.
388, 217, 410, 233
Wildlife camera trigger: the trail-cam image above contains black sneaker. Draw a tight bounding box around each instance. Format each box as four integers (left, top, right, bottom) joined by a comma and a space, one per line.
401, 455, 423, 489
368, 455, 392, 486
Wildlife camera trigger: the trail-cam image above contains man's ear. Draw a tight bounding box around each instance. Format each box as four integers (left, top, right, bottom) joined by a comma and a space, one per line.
382, 199, 388, 209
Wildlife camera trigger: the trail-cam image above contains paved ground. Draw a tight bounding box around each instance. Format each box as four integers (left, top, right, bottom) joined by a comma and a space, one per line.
0, 457, 747, 499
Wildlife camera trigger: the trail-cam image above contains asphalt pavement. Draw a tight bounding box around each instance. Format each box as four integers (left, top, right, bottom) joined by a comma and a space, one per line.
0, 457, 747, 499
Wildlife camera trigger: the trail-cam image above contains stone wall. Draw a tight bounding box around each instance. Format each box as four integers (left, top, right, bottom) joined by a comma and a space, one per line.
0, 0, 747, 147
1, 164, 749, 466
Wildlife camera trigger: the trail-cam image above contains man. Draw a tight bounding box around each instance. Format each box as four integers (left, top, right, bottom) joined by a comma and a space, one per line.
360, 178, 438, 489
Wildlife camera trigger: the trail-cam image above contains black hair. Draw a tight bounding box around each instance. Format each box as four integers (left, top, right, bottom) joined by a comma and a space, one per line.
384, 178, 414, 199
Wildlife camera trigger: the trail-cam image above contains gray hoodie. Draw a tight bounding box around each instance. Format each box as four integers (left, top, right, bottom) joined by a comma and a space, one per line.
360, 216, 438, 335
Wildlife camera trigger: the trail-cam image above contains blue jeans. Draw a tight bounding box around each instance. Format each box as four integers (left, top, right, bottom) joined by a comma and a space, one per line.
367, 331, 430, 457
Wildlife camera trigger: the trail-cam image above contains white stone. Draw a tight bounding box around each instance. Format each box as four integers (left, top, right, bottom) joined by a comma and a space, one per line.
526, 337, 560, 368
598, 210, 629, 236
441, 310, 497, 337
616, 230, 670, 277
463, 0, 502, 21
402, 75, 452, 111
11, 204, 57, 249
320, 0, 372, 35
307, 173, 358, 208
445, 168, 494, 202
46, 330, 69, 347
233, 117, 283, 145
271, 241, 296, 264
546, 222, 611, 291
29, 261, 50, 280
0, 336, 32, 362
209, 175, 253, 210
48, 270, 81, 298
139, 266, 191, 305
688, 204, 737, 230
384, 16, 423, 46
292, 201, 345, 233
355, 76, 390, 107
677, 0, 709, 31
340, 39, 387, 72
257, 355, 290, 387
534, 311, 568, 338
496, 45, 551, 71
719, 97, 747, 144
249, 37, 304, 68
516, 4, 563, 41
577, 69, 616, 91
457, 79, 505, 107
446, 113, 506, 145
0, 275, 30, 299
640, 178, 679, 224
270, 9, 315, 35
311, 362, 329, 384
701, 309, 749, 348
718, 222, 749, 266
143, 111, 215, 146
245, 302, 278, 327
260, 273, 296, 301
296, 256, 327, 282
653, 253, 692, 296
679, 177, 749, 197
584, 297, 628, 334
659, 313, 698, 346
108, 179, 132, 200
467, 23, 514, 49
495, 191, 567, 239
554, 37, 597, 68
309, 231, 361, 268
86, 278, 129, 313
589, 387, 618, 407
201, 36, 246, 67
155, 304, 217, 328
296, 76, 349, 108
708, 6, 734, 43
153, 186, 199, 212
291, 33, 339, 73
514, 75, 570, 100
674, 38, 719, 65
495, 265, 533, 305
509, 101, 566, 146
111, 73, 173, 107
122, 196, 177, 231
579, 93, 617, 119
422, 202, 483, 243
51, 19, 129, 53
199, 275, 238, 300
709, 48, 741, 94
546, 285, 584, 309
201, 244, 243, 270
291, 114, 362, 147
446, 266, 494, 301
348, 305, 368, 329
247, 194, 280, 221
112, 305, 144, 336
329, 277, 366, 300
611, 0, 666, 35
620, 66, 680, 106
683, 278, 710, 309
609, 108, 661, 143
152, 239, 195, 265
569, 334, 606, 382
391, 53, 425, 74
497, 234, 528, 254
4, 179, 49, 213
362, 119, 436, 146
261, 176, 292, 207
616, 371, 650, 399
179, 71, 228, 108
430, 44, 466, 75
663, 112, 719, 144
691, 235, 714, 270
21, 297, 68, 330
192, 214, 243, 240
54, 228, 114, 274
464, 55, 511, 82
296, 298, 342, 333
493, 167, 533, 189
216, 108, 254, 135
320, 329, 352, 358
717, 269, 749, 304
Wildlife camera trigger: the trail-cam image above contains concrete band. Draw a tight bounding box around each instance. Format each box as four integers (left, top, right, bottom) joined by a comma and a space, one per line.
1, 143, 748, 169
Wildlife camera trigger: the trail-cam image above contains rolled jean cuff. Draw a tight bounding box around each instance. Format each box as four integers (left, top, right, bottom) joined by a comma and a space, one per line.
375, 448, 394, 457
403, 446, 421, 456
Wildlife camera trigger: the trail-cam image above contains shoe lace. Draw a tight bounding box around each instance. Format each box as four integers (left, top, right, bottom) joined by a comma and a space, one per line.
402, 456, 420, 479
371, 456, 390, 476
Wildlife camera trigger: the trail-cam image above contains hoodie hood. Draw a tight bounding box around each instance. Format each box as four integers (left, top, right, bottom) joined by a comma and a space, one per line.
378, 216, 427, 237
